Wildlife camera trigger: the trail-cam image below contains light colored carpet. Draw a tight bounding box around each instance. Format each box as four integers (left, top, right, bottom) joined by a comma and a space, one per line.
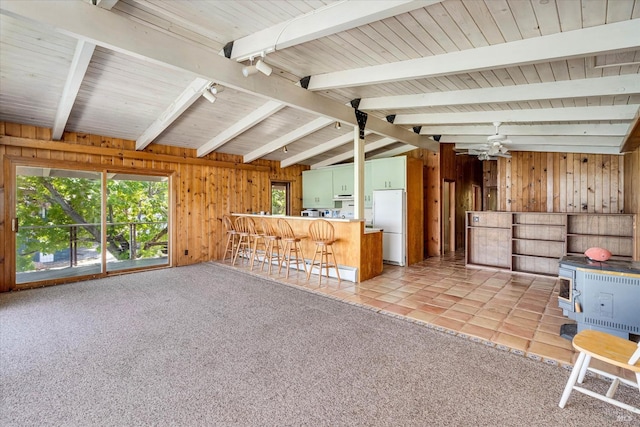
1, 263, 638, 426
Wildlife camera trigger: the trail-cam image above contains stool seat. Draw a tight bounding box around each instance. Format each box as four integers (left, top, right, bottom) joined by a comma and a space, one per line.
559, 329, 640, 414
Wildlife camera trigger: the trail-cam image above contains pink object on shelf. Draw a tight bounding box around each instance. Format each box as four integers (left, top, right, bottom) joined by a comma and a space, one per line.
584, 247, 612, 262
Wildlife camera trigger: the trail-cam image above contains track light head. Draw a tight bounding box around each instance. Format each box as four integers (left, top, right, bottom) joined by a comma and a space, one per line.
282, 145, 288, 153
201, 90, 216, 103
242, 65, 259, 77
335, 121, 341, 130
255, 59, 272, 76
209, 84, 224, 95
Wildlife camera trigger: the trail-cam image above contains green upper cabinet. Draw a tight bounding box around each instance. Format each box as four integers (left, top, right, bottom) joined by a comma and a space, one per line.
332, 164, 354, 196
370, 157, 406, 190
302, 168, 333, 208
364, 162, 373, 208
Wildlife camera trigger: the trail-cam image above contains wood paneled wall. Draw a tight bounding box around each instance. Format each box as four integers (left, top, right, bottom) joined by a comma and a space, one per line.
623, 148, 640, 258
0, 122, 306, 291
497, 152, 625, 213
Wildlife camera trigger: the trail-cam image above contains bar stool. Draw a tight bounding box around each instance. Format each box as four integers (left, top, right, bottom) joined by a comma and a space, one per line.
248, 219, 266, 271
260, 219, 282, 274
307, 219, 341, 284
233, 216, 254, 265
222, 215, 238, 262
277, 219, 307, 278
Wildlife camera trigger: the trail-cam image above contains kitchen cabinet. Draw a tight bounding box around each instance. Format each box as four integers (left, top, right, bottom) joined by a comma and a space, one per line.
364, 162, 373, 208
302, 169, 333, 208
332, 164, 354, 196
370, 157, 406, 190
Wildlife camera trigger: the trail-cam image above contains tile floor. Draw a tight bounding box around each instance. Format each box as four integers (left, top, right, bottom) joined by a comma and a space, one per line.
219, 250, 634, 380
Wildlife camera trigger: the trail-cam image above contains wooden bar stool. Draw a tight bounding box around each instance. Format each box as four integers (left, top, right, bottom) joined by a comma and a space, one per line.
232, 216, 254, 265
307, 219, 341, 285
559, 329, 640, 414
277, 219, 307, 278
222, 215, 238, 262
259, 219, 282, 274
248, 219, 266, 271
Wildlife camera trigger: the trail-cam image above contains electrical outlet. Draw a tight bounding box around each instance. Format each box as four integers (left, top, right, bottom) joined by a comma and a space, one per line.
184, 249, 189, 255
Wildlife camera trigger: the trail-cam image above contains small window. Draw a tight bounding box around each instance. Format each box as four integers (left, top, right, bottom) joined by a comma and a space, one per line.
271, 181, 290, 216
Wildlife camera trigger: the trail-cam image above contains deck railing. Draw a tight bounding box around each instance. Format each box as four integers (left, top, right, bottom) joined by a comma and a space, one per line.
18, 221, 168, 271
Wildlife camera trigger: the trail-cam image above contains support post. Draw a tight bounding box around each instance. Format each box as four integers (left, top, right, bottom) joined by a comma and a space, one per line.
354, 109, 368, 220
354, 127, 365, 220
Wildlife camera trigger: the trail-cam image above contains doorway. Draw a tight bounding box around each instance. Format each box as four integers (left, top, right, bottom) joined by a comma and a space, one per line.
13, 165, 170, 285
442, 180, 455, 253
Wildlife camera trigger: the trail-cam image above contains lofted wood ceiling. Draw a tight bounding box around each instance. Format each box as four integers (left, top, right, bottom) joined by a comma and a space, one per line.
1, 0, 639, 168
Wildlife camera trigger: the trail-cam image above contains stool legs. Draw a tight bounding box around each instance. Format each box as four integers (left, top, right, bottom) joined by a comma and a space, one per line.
261, 238, 281, 274
223, 232, 237, 262
280, 240, 306, 278
307, 243, 341, 285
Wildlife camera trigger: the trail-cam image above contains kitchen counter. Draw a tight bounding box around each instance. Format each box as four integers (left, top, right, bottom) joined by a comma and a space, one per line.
232, 214, 382, 282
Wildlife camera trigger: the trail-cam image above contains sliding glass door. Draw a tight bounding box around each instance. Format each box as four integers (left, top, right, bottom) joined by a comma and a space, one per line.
15, 166, 169, 285
106, 173, 169, 272
15, 167, 103, 283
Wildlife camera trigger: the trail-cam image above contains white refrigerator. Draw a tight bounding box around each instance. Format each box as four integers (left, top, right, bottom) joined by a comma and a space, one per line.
372, 189, 406, 266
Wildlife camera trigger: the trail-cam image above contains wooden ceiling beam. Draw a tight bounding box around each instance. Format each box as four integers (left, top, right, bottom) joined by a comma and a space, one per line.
419, 124, 630, 137
358, 75, 640, 111
197, 100, 285, 157
455, 144, 622, 155
136, 78, 211, 150
51, 39, 95, 140
280, 129, 371, 168
452, 136, 622, 147
307, 20, 640, 90
311, 137, 398, 169
394, 105, 639, 125
227, 0, 440, 61
244, 117, 333, 163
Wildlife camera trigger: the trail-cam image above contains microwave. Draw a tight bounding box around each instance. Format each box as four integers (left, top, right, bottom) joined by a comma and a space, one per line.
301, 209, 320, 217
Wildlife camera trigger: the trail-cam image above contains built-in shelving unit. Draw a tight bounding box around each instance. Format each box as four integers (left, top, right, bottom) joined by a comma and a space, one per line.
466, 212, 637, 276
511, 213, 566, 275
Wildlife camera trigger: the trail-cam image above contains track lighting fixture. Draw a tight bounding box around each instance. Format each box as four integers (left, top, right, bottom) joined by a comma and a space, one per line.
282, 145, 288, 153
242, 52, 273, 77
202, 83, 224, 103
335, 121, 341, 130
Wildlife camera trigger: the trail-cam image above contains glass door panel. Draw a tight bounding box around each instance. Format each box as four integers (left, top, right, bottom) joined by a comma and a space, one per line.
15, 167, 102, 284
106, 173, 169, 272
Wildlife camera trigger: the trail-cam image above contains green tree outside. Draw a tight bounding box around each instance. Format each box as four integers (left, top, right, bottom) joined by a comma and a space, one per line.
16, 171, 168, 272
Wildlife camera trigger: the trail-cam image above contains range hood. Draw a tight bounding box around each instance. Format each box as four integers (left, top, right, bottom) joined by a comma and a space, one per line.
333, 194, 354, 200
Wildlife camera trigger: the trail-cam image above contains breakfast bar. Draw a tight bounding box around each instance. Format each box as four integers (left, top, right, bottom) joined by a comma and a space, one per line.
233, 214, 383, 282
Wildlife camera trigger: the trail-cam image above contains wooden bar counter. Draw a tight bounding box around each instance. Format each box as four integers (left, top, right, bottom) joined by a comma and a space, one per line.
233, 214, 383, 282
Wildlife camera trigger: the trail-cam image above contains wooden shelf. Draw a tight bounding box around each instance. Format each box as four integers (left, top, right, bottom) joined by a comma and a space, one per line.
513, 224, 565, 228
466, 211, 636, 278
512, 237, 564, 243
566, 233, 632, 238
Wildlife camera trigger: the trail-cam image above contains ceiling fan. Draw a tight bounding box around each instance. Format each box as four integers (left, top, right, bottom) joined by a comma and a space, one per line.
457, 121, 512, 160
